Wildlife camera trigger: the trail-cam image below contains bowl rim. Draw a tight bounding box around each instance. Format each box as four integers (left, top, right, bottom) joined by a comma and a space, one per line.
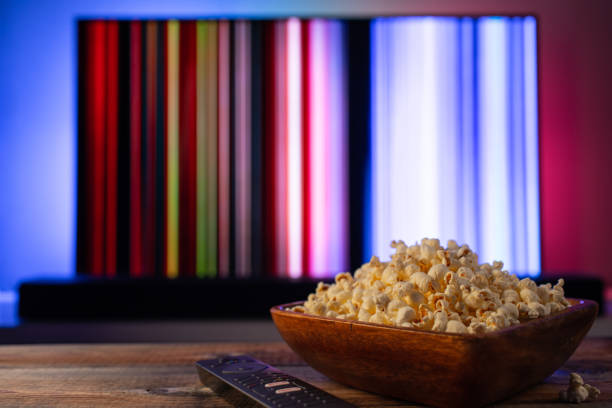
270, 298, 598, 339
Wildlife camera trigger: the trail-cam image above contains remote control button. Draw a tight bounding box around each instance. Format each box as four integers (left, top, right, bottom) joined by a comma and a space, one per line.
275, 386, 303, 394
264, 381, 290, 388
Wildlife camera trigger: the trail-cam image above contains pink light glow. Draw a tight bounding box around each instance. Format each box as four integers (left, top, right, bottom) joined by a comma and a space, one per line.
306, 20, 347, 277
286, 18, 303, 278
308, 20, 329, 277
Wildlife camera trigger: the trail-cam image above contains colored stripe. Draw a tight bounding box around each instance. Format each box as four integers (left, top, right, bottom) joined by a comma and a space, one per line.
434, 18, 461, 243
274, 21, 288, 277
196, 21, 219, 278
156, 21, 167, 278
478, 18, 512, 268
129, 21, 142, 277
234, 21, 252, 278
305, 20, 350, 275
166, 20, 179, 278
90, 21, 106, 277
287, 18, 302, 278
228, 21, 236, 277
509, 17, 527, 274
371, 19, 391, 260
143, 20, 158, 277
196, 21, 208, 278
206, 22, 219, 277
82, 21, 107, 276
105, 21, 118, 277
179, 21, 197, 277
420, 19, 441, 238
523, 16, 540, 276
217, 20, 230, 279
116, 21, 131, 277
308, 20, 330, 277
459, 17, 478, 252
300, 20, 311, 276
263, 21, 278, 277
263, 21, 276, 277
326, 21, 348, 275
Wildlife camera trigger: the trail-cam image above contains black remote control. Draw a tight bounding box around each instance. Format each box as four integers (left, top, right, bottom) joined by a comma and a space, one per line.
196, 354, 357, 407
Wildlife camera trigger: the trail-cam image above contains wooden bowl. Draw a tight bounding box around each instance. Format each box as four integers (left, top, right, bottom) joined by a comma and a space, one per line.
271, 298, 597, 408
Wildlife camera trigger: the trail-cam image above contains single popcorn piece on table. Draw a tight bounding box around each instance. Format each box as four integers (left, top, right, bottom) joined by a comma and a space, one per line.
290, 239, 570, 333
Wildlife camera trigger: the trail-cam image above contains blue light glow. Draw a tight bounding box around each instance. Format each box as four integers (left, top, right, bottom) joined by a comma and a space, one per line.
459, 17, 478, 252
371, 16, 541, 276
0, 0, 334, 291
523, 16, 540, 276
478, 18, 512, 272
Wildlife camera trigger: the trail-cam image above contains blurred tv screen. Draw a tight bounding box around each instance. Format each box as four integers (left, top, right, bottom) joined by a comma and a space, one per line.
77, 17, 540, 280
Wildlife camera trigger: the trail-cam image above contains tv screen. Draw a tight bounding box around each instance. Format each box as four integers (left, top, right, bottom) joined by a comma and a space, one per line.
77, 17, 540, 280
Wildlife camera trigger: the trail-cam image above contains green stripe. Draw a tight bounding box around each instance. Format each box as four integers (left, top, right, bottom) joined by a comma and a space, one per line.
206, 22, 218, 277
196, 21, 208, 278
166, 20, 179, 279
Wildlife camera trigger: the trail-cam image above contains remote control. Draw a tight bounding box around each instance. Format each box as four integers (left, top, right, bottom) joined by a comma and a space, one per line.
196, 354, 357, 407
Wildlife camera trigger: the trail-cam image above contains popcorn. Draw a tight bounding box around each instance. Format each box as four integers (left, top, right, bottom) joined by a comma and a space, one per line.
584, 384, 601, 402
502, 289, 520, 304
431, 310, 448, 332
291, 239, 570, 333
409, 272, 439, 293
374, 293, 391, 310
559, 372, 600, 403
404, 289, 427, 309
446, 319, 468, 334
427, 263, 448, 284
395, 306, 417, 325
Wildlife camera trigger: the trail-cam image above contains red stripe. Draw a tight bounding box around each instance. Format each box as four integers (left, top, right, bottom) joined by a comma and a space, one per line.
144, 21, 158, 277
263, 22, 277, 277
130, 21, 143, 277
300, 20, 311, 277
179, 21, 197, 277
87, 21, 107, 277
105, 21, 118, 278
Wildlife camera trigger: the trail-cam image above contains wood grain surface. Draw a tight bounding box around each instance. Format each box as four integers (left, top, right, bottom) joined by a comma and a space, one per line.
0, 340, 610, 407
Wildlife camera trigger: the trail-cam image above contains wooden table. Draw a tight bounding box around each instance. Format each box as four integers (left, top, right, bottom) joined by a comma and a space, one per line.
0, 339, 609, 407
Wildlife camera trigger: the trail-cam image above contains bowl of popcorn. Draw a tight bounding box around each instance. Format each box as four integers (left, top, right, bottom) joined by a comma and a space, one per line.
270, 238, 598, 408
